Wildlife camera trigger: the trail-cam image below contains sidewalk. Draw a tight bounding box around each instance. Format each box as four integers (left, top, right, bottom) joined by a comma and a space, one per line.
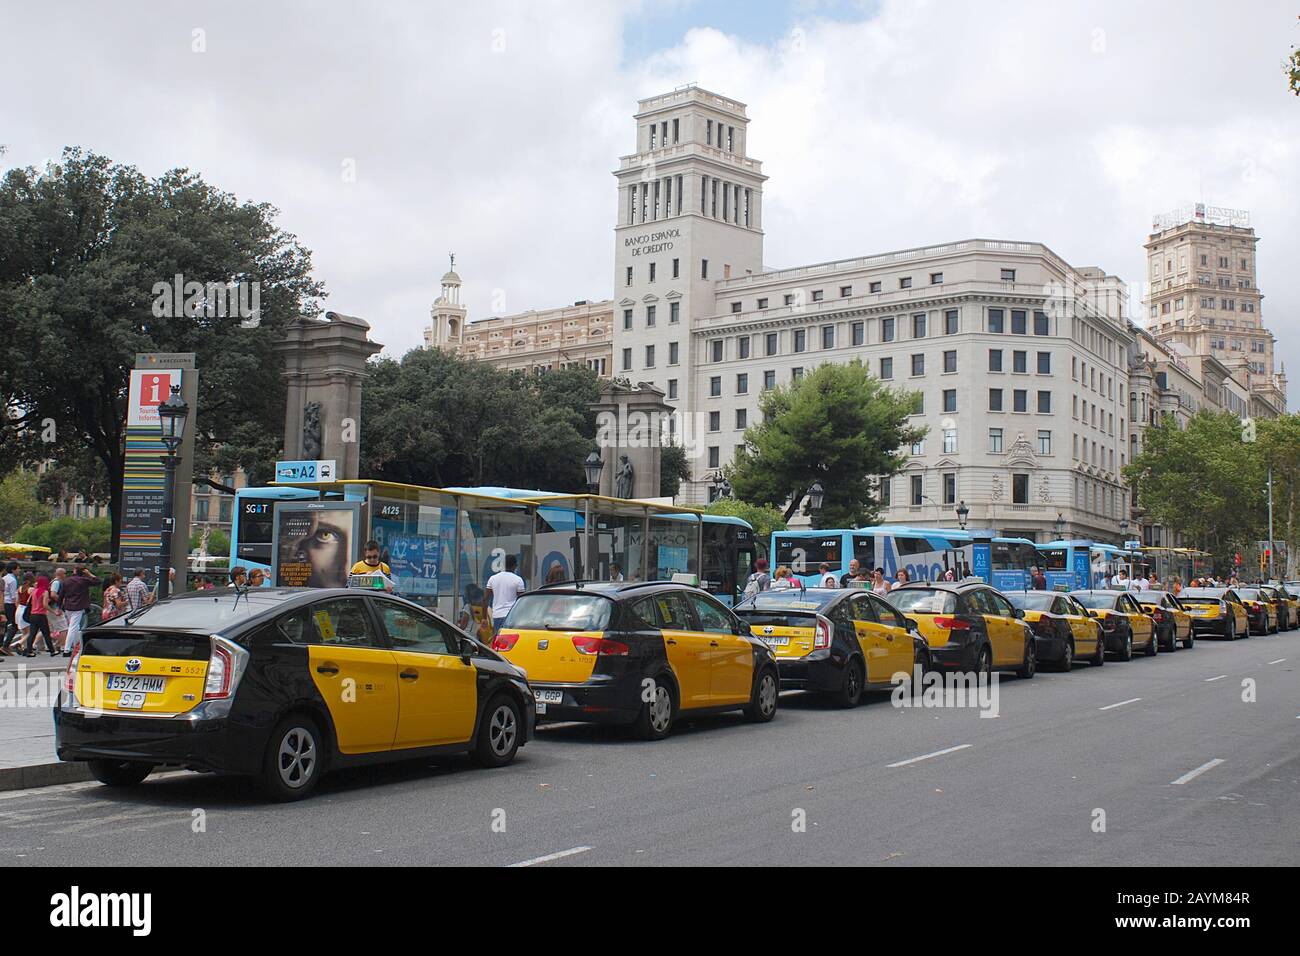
0, 662, 92, 791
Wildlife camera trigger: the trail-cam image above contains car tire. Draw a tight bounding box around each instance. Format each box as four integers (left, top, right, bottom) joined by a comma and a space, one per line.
86, 759, 153, 788
1227, 618, 1237, 641
631, 675, 676, 741
912, 648, 931, 698
744, 667, 779, 723
1016, 635, 1037, 679
1146, 629, 1158, 656
1116, 629, 1133, 662
1182, 629, 1194, 649
976, 644, 993, 683
473, 694, 522, 768
1091, 627, 1105, 666
834, 659, 864, 708
1162, 624, 1177, 652
1055, 638, 1074, 672
258, 714, 324, 802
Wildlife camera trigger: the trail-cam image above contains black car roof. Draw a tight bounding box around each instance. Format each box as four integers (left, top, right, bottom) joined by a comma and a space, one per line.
734, 587, 849, 612
892, 580, 988, 593
530, 580, 713, 600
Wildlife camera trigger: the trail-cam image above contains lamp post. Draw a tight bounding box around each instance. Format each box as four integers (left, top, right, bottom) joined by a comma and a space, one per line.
806, 480, 825, 530
955, 500, 969, 531
1119, 517, 1130, 545
1053, 512, 1066, 540
583, 448, 604, 495
156, 385, 190, 601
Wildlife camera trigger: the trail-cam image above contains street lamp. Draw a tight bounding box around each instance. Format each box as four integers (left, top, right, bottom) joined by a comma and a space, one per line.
1119, 518, 1130, 545
955, 500, 969, 531
806, 480, 825, 529
156, 385, 189, 601
583, 448, 604, 495
1053, 512, 1066, 540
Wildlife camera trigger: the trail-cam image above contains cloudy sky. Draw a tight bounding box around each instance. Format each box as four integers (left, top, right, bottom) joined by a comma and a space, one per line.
4, 0, 1297, 402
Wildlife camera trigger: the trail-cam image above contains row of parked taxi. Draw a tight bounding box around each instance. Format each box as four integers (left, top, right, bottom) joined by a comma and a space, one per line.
54, 576, 1297, 800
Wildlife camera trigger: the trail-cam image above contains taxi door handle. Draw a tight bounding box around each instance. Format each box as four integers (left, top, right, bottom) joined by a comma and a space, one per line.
316, 664, 339, 676
399, 669, 419, 681
710, 641, 720, 647
666, 638, 678, 645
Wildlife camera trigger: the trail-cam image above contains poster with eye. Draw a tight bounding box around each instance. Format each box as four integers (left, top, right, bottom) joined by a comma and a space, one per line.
271, 502, 361, 588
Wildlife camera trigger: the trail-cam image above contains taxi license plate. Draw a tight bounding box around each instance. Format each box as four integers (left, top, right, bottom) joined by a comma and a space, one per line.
534, 689, 563, 704
762, 636, 790, 646
106, 674, 167, 694
117, 692, 147, 710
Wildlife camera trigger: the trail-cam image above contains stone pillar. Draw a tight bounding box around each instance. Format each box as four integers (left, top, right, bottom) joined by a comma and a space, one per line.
276, 313, 383, 479
591, 381, 673, 500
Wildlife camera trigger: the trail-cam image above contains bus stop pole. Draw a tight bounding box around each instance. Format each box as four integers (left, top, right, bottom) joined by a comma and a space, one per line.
529, 503, 538, 586
642, 510, 651, 581
451, 494, 462, 628
583, 497, 593, 581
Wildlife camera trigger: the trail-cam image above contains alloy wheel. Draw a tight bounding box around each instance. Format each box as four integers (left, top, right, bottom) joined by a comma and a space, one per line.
277, 726, 318, 790
488, 703, 518, 756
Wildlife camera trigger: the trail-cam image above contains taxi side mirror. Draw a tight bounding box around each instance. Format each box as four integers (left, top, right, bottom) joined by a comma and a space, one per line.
1086, 610, 1098, 618
736, 620, 753, 637
904, 617, 920, 632
1013, 607, 1025, 619
458, 636, 477, 662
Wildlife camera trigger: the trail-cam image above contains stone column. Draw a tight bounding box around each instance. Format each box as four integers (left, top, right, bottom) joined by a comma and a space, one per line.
591, 381, 673, 499
275, 313, 383, 479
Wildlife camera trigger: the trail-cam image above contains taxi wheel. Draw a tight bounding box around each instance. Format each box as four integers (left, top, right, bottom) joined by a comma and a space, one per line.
744, 667, 779, 723
912, 649, 932, 697
632, 676, 676, 740
87, 759, 153, 788
834, 659, 864, 708
1116, 631, 1133, 662
1054, 638, 1074, 672
1090, 628, 1105, 666
1016, 636, 1036, 679
1226, 619, 1237, 641
259, 714, 323, 802
474, 695, 522, 767
1146, 630, 1158, 656
1163, 625, 1178, 652
1182, 630, 1194, 650
975, 645, 993, 683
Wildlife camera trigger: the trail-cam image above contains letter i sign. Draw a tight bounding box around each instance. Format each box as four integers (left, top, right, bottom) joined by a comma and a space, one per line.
128, 369, 182, 427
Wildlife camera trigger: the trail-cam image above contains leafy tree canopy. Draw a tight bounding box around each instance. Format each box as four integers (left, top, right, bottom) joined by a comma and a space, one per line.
13, 516, 112, 555
704, 498, 788, 540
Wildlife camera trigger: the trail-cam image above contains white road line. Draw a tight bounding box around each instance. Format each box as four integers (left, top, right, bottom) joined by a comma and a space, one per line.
1099, 697, 1142, 711
887, 744, 971, 768
1204, 674, 1228, 682
1268, 658, 1287, 665
508, 845, 593, 868
1170, 758, 1225, 786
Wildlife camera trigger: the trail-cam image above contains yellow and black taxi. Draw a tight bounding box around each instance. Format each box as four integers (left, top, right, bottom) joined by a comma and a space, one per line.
886, 581, 1037, 679
491, 581, 779, 740
1003, 590, 1106, 669
732, 586, 928, 706
1234, 587, 1279, 634
1134, 590, 1193, 650
1258, 585, 1295, 631
57, 587, 534, 800
1177, 587, 1250, 640
1068, 590, 1157, 661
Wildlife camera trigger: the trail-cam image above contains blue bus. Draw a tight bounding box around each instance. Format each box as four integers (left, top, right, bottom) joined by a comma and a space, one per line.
1038, 540, 1138, 590
769, 526, 1043, 591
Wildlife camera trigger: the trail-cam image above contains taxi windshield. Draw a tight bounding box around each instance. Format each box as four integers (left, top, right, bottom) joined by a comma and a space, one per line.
887, 588, 956, 615
1236, 588, 1262, 601
1072, 592, 1120, 610
1005, 592, 1055, 611
506, 593, 613, 631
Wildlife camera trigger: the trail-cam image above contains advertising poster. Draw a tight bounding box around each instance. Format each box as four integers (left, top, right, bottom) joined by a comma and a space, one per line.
118, 367, 183, 582
272, 502, 361, 588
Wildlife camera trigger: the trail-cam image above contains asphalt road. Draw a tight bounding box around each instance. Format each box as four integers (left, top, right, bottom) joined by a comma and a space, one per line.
2, 631, 1297, 866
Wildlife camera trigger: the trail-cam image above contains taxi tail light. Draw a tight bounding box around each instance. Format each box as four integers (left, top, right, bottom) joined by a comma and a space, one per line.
572, 635, 629, 656
933, 616, 971, 632
492, 631, 520, 652
814, 615, 833, 649
203, 637, 248, 702
1150, 608, 1166, 623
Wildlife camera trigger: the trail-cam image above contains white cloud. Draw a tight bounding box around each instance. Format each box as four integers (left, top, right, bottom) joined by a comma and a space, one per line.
3, 0, 1296, 399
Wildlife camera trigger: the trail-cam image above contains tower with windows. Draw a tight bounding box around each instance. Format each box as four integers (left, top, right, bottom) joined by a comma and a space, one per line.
424, 255, 467, 350
612, 85, 767, 502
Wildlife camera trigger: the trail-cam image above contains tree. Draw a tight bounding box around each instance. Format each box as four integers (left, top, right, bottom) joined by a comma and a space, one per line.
188, 528, 230, 557
659, 440, 692, 498
0, 470, 50, 539
0, 148, 325, 558
361, 349, 602, 492
13, 516, 112, 554
728, 361, 926, 527
1124, 411, 1266, 567
704, 498, 787, 540
1288, 19, 1300, 95
1256, 414, 1300, 577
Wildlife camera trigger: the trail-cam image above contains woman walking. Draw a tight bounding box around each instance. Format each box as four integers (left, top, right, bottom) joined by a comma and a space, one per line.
101, 573, 127, 622
22, 574, 56, 657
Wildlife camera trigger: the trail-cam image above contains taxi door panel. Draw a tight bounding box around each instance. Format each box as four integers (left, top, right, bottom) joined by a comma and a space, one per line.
869, 596, 914, 680
980, 593, 1017, 666
304, 598, 399, 755
687, 593, 751, 705
849, 596, 890, 683
648, 593, 711, 709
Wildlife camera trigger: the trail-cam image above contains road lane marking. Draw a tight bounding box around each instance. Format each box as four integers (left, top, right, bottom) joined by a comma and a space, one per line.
1099, 697, 1142, 711
1268, 658, 1286, 665
1170, 758, 1224, 786
1204, 674, 1228, 682
887, 744, 971, 768
509, 846, 592, 867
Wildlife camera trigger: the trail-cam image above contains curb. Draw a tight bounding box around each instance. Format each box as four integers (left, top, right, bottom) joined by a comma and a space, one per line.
0, 761, 93, 792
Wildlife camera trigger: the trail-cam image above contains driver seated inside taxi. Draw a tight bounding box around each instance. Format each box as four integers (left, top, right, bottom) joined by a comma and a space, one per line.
349, 540, 394, 591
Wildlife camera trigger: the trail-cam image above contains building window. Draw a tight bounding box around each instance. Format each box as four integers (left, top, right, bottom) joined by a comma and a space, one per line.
1037, 390, 1051, 413
667, 379, 678, 400
1013, 389, 1027, 412
1012, 473, 1029, 504
931, 272, 944, 285
736, 373, 748, 394
869, 281, 882, 293
942, 472, 956, 504
911, 354, 925, 376
646, 305, 656, 327
710, 339, 723, 362
989, 428, 1003, 453
672, 257, 679, 278
645, 345, 655, 367
840, 285, 852, 297
811, 289, 823, 302
882, 317, 895, 342
736, 408, 747, 429
701, 259, 709, 279
622, 348, 632, 371
757, 297, 768, 309
989, 388, 1003, 411
988, 308, 1004, 333
1033, 311, 1049, 335
793, 329, 806, 353
792, 367, 804, 381
623, 309, 633, 330
649, 262, 656, 283
879, 477, 891, 506
1011, 310, 1027, 335
880, 357, 893, 380
730, 301, 742, 313
943, 427, 958, 453
763, 370, 776, 391
910, 475, 924, 506
911, 392, 924, 415
738, 336, 750, 359
943, 389, 957, 412
1001, 268, 1016, 282
669, 342, 679, 365
708, 446, 720, 469
944, 310, 958, 335
1037, 430, 1052, 455
709, 376, 721, 397
852, 322, 864, 346
1013, 350, 1027, 374
822, 325, 834, 349
1037, 351, 1051, 374
900, 277, 913, 289
709, 411, 720, 432
765, 332, 778, 356
625, 266, 633, 287
989, 349, 1003, 372
943, 350, 957, 373
670, 302, 680, 323
912, 313, 927, 338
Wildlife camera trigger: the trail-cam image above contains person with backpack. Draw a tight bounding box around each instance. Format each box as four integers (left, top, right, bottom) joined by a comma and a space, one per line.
742, 559, 772, 598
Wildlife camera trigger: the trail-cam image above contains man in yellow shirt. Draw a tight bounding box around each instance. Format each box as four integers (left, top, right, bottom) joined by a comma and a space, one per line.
349, 540, 394, 591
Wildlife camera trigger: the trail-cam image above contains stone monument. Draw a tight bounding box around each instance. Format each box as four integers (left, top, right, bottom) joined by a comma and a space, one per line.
590, 381, 673, 500
276, 312, 383, 479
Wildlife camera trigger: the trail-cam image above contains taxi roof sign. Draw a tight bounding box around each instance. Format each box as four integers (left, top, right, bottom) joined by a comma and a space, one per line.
347, 573, 388, 590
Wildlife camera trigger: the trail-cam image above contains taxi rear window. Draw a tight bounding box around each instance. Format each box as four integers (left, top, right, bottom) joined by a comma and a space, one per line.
96, 593, 279, 632
737, 611, 816, 629
506, 594, 613, 632
887, 589, 956, 614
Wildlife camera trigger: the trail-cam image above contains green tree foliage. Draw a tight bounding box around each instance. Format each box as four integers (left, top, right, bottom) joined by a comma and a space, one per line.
361, 349, 602, 492
728, 361, 926, 527
188, 528, 231, 556
13, 516, 112, 554
1256, 414, 1300, 576
1288, 22, 1300, 95
0, 470, 50, 539
1124, 411, 1266, 567
704, 498, 788, 540
659, 440, 692, 498
0, 148, 325, 557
